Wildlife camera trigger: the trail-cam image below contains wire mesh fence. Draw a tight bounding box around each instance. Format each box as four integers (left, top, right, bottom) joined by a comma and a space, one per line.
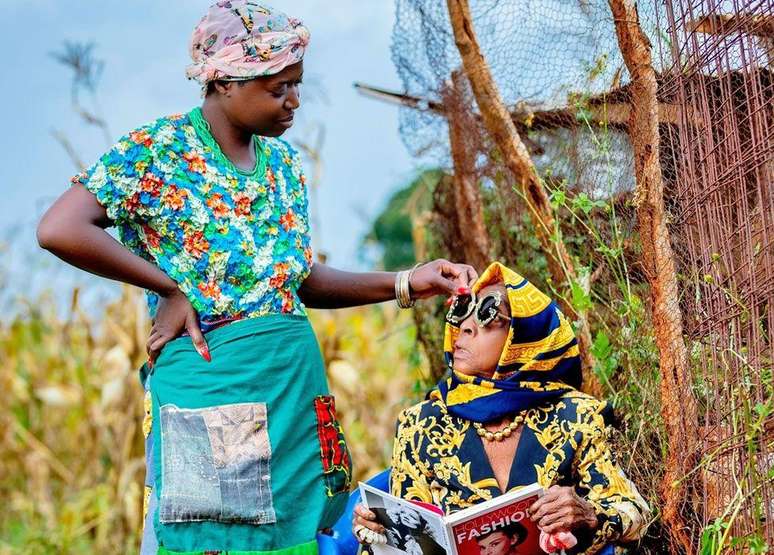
389, 0, 773, 551
656, 0, 774, 549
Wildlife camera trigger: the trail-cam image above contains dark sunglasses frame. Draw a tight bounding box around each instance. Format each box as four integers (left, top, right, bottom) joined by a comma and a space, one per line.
445, 291, 510, 328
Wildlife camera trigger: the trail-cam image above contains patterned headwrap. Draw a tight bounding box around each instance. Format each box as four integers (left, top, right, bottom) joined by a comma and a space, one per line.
186, 1, 309, 87
432, 261, 582, 423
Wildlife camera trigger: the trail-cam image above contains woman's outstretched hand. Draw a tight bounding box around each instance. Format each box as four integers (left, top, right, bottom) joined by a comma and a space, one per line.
409, 259, 478, 299
298, 260, 478, 309
147, 288, 210, 367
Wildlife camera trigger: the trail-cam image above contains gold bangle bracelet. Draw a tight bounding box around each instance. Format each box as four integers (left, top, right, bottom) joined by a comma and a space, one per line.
396, 263, 422, 309
396, 269, 411, 308
394, 270, 404, 308
407, 262, 422, 300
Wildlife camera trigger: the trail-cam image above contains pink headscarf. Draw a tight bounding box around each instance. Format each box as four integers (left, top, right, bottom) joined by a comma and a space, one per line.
186, 1, 310, 87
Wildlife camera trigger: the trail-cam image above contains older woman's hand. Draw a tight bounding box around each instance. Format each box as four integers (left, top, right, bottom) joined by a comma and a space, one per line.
410, 259, 478, 299
352, 503, 387, 545
528, 485, 598, 534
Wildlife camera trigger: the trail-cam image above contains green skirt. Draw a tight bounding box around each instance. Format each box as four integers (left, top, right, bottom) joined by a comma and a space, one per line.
142, 315, 351, 554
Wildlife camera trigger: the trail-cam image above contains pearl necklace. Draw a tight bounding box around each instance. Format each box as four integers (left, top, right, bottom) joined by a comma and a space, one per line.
473, 413, 526, 442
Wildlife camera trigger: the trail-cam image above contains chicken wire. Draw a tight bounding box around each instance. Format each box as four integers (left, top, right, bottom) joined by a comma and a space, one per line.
389, 0, 774, 551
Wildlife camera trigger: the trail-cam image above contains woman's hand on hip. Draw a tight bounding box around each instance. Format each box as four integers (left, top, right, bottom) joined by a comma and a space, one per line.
147, 288, 210, 367
352, 503, 387, 545
410, 259, 478, 299
528, 485, 599, 534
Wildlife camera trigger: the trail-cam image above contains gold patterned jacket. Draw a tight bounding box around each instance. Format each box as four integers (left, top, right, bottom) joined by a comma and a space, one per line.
390, 390, 650, 555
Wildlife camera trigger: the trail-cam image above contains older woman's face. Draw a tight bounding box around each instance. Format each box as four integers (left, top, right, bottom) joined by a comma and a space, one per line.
452, 283, 510, 378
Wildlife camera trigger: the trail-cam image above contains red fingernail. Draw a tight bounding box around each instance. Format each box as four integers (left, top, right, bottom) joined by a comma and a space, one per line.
445, 297, 454, 306
202, 346, 211, 362
148, 359, 154, 369
457, 287, 470, 294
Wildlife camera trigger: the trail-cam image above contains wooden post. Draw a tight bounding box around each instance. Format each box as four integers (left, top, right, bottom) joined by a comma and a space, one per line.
445, 70, 491, 272
609, 1, 700, 552
445, 0, 602, 398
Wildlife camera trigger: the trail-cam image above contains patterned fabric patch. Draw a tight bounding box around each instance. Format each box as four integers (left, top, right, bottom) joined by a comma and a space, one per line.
143, 389, 152, 438
143, 485, 152, 527
313, 395, 352, 497
141, 395, 159, 555
159, 402, 276, 524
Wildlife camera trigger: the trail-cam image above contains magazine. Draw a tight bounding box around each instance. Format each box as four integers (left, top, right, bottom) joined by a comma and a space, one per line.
359, 482, 545, 555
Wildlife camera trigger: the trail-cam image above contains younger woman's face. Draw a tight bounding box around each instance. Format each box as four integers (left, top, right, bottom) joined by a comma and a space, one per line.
452, 283, 510, 378
215, 60, 303, 137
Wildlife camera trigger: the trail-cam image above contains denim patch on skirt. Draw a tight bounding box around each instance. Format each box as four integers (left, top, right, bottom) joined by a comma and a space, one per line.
159, 402, 276, 524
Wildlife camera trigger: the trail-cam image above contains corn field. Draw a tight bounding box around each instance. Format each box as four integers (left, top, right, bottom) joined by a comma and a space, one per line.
0, 285, 428, 553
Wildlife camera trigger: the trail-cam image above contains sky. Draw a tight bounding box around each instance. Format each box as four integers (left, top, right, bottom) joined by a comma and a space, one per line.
0, 0, 423, 307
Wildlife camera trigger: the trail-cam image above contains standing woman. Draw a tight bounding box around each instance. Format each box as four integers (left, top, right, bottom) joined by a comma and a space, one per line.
37, 3, 476, 554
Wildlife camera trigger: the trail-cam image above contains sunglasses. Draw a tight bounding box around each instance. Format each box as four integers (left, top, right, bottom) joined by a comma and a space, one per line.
445, 291, 510, 327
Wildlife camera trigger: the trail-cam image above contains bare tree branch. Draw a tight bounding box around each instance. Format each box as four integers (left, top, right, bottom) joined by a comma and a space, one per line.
50, 128, 86, 172
51, 41, 112, 148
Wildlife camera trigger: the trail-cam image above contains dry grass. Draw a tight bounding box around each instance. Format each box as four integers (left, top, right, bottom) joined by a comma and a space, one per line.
0, 286, 427, 554
1, 287, 148, 553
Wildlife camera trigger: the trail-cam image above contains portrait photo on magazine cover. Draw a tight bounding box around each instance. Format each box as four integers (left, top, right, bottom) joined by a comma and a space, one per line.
362, 488, 447, 555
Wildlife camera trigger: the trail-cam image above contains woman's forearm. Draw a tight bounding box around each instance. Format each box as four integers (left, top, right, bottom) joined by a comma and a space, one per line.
298, 263, 397, 309
38, 217, 177, 295
299, 259, 476, 309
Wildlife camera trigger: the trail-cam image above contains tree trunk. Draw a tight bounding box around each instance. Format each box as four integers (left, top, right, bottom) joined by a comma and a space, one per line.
444, 70, 491, 272
445, 0, 602, 398
609, 1, 699, 552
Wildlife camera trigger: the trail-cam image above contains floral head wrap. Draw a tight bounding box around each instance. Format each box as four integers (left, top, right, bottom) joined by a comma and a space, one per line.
186, 1, 309, 87
432, 262, 582, 423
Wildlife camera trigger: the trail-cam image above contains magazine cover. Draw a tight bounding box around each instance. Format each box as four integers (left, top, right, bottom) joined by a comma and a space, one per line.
360, 484, 449, 555
360, 483, 546, 555
445, 486, 543, 555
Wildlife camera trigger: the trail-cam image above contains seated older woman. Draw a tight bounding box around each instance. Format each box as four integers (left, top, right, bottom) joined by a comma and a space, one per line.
354, 262, 650, 554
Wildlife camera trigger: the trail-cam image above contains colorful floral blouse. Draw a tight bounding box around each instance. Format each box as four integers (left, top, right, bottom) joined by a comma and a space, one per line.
71, 108, 313, 324
391, 391, 651, 555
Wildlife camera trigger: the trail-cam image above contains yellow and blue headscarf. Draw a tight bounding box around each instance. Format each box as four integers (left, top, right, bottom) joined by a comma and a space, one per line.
433, 262, 582, 423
